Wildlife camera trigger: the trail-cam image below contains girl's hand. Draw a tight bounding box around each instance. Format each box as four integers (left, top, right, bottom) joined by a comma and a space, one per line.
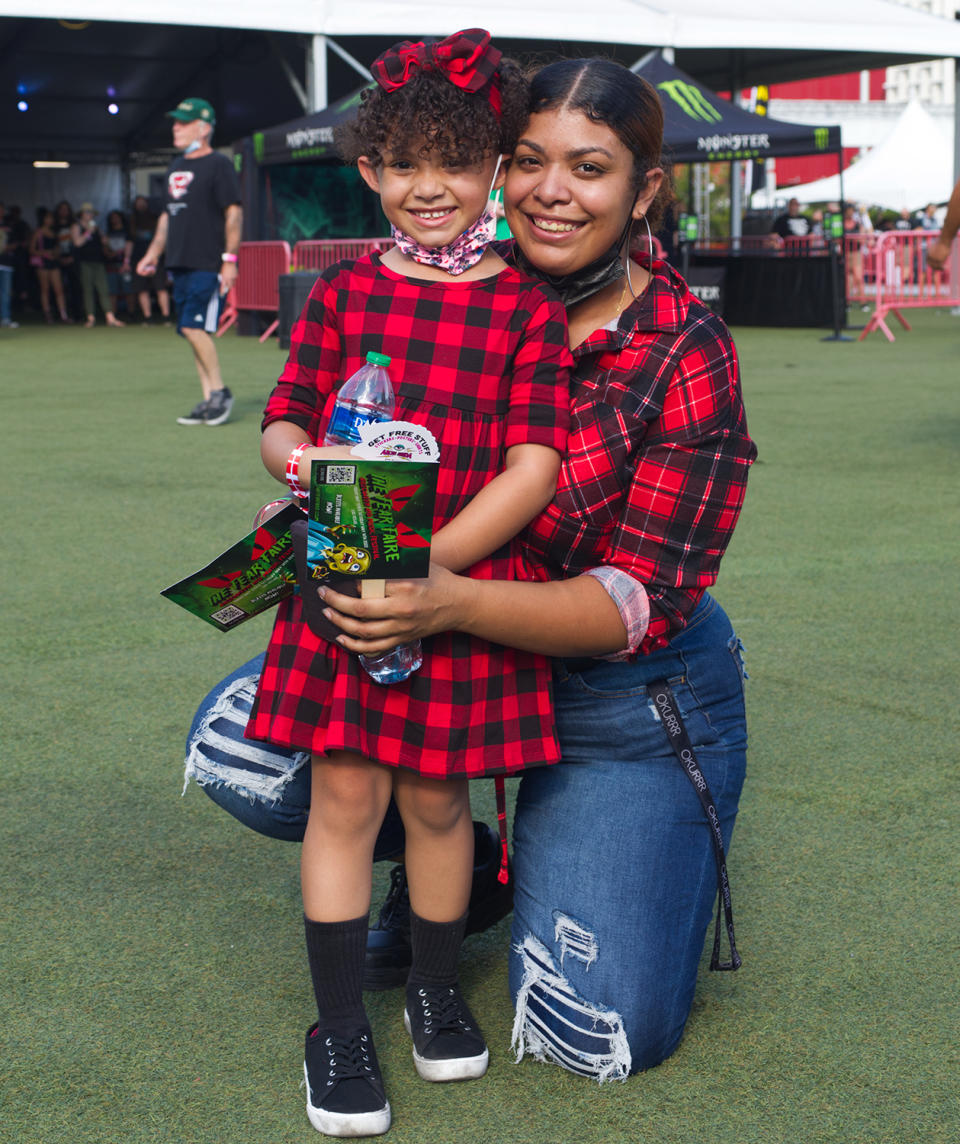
318, 565, 464, 654
295, 444, 357, 487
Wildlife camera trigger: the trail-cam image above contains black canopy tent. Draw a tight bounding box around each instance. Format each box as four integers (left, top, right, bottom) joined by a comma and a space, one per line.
241, 52, 845, 325
633, 52, 841, 165
631, 52, 846, 328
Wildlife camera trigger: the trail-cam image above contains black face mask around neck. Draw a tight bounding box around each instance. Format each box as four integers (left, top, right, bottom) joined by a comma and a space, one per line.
510, 206, 637, 307
512, 242, 625, 307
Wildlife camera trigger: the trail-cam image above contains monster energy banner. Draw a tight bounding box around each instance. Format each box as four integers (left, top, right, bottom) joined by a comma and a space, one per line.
251, 87, 368, 165
633, 54, 841, 163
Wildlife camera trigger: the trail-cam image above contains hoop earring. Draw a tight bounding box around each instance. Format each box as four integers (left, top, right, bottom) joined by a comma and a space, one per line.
641, 212, 654, 261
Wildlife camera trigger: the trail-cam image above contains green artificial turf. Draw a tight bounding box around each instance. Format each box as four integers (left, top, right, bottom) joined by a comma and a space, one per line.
1, 309, 958, 1143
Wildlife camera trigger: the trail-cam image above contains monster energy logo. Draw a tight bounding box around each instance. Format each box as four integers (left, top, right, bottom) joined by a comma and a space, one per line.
814, 127, 829, 151
657, 80, 722, 123
253, 131, 265, 163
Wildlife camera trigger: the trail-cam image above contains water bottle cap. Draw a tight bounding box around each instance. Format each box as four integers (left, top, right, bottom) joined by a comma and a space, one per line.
366, 351, 391, 367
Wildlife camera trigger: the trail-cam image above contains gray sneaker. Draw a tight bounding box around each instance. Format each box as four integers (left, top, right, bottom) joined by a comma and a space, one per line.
203, 387, 234, 426
176, 399, 209, 426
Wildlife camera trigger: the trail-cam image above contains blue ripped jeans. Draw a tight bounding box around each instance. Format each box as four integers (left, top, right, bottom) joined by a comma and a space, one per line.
184, 593, 747, 1078
509, 594, 747, 1078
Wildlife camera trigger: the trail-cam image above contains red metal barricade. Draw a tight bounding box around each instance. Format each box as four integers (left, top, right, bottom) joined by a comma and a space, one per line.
842, 231, 880, 307
219, 241, 292, 343
859, 230, 960, 342
292, 238, 393, 272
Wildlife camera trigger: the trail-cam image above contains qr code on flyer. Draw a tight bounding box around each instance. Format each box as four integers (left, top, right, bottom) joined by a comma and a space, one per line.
211, 604, 246, 626
325, 464, 357, 485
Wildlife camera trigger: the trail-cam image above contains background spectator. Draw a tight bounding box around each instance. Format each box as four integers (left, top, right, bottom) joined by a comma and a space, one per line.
53, 200, 81, 319
71, 203, 125, 328
0, 201, 18, 328
103, 209, 133, 317
127, 195, 171, 324
30, 209, 72, 322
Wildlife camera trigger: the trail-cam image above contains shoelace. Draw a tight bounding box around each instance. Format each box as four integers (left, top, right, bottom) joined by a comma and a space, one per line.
413, 986, 475, 1043
314, 1030, 376, 1084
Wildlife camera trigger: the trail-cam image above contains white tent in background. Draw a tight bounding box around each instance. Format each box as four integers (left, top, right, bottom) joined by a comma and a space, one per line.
767, 101, 954, 212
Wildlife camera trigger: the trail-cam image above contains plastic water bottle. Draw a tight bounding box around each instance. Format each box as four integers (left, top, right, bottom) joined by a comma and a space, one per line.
324, 351, 422, 685
323, 350, 395, 446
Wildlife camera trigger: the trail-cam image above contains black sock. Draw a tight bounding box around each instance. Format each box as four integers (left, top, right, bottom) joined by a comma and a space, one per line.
304, 913, 369, 1026
407, 910, 468, 989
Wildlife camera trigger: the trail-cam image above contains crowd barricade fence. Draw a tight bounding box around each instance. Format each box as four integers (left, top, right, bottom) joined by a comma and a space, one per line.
858, 229, 960, 342
291, 238, 393, 272
217, 241, 292, 343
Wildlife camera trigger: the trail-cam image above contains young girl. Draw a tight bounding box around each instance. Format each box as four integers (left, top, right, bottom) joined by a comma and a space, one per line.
29, 210, 70, 323
247, 28, 571, 1138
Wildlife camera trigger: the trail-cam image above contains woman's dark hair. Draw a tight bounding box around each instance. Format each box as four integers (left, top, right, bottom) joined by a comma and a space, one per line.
107, 210, 126, 231
336, 56, 529, 167
528, 58, 674, 231
54, 200, 74, 225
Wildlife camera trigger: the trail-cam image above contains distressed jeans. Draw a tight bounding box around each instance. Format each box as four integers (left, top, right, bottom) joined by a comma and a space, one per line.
184, 656, 404, 857
509, 593, 747, 1079
184, 593, 747, 1079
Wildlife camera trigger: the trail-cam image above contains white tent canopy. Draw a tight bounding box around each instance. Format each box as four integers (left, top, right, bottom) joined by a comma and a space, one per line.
8, 0, 960, 57
762, 101, 953, 212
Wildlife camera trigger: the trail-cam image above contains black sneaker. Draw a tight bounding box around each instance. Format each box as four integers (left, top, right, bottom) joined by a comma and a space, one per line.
303, 1022, 391, 1138
364, 822, 513, 991
176, 398, 209, 426
403, 984, 489, 1082
203, 386, 234, 426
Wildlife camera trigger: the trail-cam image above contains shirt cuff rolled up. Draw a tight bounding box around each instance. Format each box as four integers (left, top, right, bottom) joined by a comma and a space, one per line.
583, 567, 650, 660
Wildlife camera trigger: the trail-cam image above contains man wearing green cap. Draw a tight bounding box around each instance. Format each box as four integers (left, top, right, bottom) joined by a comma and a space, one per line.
137, 97, 242, 426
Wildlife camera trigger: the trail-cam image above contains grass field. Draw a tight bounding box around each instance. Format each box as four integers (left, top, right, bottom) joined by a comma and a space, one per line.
2, 307, 958, 1144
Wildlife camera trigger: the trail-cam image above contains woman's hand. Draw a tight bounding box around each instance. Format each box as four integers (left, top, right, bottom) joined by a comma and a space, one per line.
317, 564, 465, 655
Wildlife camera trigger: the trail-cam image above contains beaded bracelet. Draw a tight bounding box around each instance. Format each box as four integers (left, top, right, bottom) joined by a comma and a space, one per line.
284, 442, 312, 499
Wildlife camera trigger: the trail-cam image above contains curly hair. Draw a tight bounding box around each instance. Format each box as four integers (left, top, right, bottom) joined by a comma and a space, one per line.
336, 57, 528, 167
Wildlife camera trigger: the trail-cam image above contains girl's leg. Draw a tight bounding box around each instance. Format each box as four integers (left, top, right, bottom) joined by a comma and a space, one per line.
509, 597, 748, 1079
138, 289, 152, 320
51, 269, 69, 319
303, 750, 394, 921
38, 269, 52, 319
301, 750, 393, 1137
157, 287, 171, 319
392, 772, 473, 921
80, 264, 96, 325
393, 772, 488, 1081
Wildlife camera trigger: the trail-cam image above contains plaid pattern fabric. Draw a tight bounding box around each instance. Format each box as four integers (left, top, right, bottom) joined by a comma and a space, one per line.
523, 259, 757, 654
371, 29, 502, 117
248, 253, 571, 776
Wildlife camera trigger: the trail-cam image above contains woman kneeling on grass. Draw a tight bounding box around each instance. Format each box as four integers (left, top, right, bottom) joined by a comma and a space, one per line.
186, 55, 756, 1097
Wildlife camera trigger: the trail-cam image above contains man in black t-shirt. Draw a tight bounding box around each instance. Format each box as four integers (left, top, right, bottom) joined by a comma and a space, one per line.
770, 197, 811, 242
137, 97, 242, 426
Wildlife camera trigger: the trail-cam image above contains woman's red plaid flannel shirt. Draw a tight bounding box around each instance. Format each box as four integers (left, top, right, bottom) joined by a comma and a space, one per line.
523, 259, 757, 654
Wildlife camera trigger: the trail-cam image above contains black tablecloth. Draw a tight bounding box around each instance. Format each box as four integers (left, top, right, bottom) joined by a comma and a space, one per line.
691, 253, 839, 327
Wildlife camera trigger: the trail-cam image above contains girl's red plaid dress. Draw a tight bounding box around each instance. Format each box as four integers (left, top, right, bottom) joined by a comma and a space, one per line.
246, 253, 571, 779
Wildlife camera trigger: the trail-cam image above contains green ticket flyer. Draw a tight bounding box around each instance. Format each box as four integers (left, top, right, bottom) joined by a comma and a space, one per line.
161, 501, 304, 631
306, 459, 438, 582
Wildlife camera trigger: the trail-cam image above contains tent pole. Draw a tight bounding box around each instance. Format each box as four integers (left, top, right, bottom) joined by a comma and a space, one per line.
729, 52, 744, 246
307, 35, 328, 112
955, 58, 960, 182
326, 37, 374, 84
630, 48, 662, 73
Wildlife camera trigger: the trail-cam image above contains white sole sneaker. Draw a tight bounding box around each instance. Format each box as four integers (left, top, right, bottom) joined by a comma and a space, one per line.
403, 1009, 489, 1082
304, 1062, 391, 1137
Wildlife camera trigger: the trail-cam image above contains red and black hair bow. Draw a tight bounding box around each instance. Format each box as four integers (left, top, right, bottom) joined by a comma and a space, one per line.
370, 27, 502, 120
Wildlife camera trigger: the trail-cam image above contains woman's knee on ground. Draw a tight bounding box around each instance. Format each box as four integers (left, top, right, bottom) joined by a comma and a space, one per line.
509, 917, 689, 1081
